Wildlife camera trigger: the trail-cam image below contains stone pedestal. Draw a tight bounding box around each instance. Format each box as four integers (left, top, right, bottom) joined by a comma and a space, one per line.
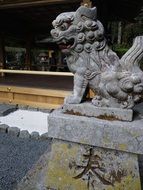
46, 106, 143, 190
46, 140, 140, 190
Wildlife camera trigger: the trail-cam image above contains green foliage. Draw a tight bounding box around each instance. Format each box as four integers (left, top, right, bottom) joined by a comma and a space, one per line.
113, 44, 129, 58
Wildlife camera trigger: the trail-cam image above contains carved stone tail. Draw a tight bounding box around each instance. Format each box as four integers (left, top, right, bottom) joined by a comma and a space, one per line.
120, 36, 143, 72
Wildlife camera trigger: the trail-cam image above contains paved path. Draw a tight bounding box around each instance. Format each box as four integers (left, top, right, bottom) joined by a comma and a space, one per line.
0, 133, 52, 190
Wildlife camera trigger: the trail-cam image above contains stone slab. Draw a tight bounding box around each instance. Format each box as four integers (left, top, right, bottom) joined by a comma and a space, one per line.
0, 104, 17, 116
30, 131, 40, 140
8, 127, 20, 137
19, 130, 30, 139
0, 124, 9, 133
45, 140, 141, 190
48, 108, 143, 155
62, 103, 133, 121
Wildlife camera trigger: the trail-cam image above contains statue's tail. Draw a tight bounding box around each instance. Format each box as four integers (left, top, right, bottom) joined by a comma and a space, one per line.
120, 36, 143, 73
119, 36, 143, 104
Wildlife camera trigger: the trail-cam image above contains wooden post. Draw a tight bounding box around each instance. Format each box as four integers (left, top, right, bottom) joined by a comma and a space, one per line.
57, 51, 62, 71
25, 34, 32, 70
118, 21, 122, 45
81, 0, 92, 7
0, 35, 5, 77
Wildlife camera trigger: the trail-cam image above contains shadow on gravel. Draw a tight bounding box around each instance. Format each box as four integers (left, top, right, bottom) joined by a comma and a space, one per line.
0, 133, 52, 190
139, 155, 143, 190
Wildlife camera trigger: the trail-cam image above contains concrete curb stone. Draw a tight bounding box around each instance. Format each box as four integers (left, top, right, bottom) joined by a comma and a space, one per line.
8, 127, 20, 137
0, 124, 48, 140
0, 104, 50, 139
0, 124, 9, 133
19, 130, 30, 139
31, 131, 40, 140
40, 132, 49, 140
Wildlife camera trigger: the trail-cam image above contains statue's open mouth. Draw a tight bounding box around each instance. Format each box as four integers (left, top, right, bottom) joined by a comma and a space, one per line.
58, 38, 75, 50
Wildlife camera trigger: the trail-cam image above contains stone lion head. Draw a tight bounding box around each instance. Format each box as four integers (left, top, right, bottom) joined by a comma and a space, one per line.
51, 6, 105, 54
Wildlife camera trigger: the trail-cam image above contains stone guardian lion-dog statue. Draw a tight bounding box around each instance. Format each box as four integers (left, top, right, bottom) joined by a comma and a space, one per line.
51, 6, 143, 109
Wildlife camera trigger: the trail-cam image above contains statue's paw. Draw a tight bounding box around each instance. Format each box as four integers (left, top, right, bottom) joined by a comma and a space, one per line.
64, 95, 81, 104
92, 98, 102, 107
92, 96, 109, 107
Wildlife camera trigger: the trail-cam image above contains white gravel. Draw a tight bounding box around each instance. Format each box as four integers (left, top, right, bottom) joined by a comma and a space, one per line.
0, 109, 49, 135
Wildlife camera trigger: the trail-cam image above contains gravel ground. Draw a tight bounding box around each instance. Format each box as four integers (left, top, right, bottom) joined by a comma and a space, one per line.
0, 133, 52, 190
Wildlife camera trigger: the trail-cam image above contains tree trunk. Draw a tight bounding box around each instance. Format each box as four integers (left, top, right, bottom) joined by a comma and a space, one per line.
117, 21, 122, 44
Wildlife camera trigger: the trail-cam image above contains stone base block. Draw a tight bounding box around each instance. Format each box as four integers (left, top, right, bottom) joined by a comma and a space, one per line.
48, 109, 143, 154
62, 103, 133, 121
45, 140, 141, 190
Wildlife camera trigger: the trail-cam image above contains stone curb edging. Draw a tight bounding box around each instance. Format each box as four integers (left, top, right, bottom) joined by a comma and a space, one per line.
0, 124, 49, 140
17, 105, 54, 114
0, 105, 54, 140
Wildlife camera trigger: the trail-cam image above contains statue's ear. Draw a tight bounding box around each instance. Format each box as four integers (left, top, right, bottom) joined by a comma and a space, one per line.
91, 7, 97, 19
74, 6, 97, 24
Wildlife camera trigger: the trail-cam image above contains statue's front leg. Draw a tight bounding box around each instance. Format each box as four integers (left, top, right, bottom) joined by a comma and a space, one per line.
64, 73, 88, 104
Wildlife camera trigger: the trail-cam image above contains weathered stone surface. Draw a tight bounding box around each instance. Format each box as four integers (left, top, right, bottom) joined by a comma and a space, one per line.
39, 108, 54, 113
8, 127, 20, 137
51, 6, 143, 110
63, 102, 133, 121
19, 130, 30, 138
31, 131, 40, 139
0, 104, 17, 116
48, 109, 143, 155
45, 140, 141, 190
40, 132, 49, 140
0, 124, 9, 133
17, 4, 143, 190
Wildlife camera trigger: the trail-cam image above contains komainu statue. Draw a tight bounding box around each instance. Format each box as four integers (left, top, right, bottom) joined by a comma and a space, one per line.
51, 6, 143, 109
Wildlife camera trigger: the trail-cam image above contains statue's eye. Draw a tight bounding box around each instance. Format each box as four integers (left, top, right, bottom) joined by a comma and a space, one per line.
60, 23, 68, 31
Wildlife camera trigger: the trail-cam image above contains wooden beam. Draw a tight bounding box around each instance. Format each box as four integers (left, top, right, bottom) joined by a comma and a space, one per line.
0, 0, 81, 9
0, 85, 71, 108
0, 69, 74, 76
